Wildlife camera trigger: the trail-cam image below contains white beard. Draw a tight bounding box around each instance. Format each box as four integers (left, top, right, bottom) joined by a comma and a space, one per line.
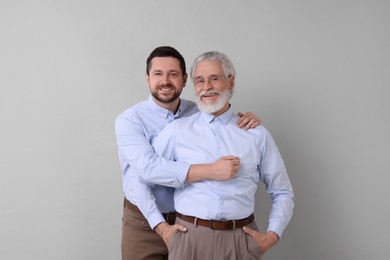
196, 88, 232, 114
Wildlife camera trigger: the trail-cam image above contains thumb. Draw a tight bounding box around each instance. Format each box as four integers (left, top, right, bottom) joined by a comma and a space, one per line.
243, 226, 255, 236
174, 223, 188, 232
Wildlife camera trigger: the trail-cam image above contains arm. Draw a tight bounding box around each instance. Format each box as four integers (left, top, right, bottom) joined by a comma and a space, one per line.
127, 173, 188, 244
186, 156, 240, 182
260, 128, 294, 237
115, 115, 190, 188
127, 172, 171, 229
244, 127, 294, 254
115, 115, 239, 188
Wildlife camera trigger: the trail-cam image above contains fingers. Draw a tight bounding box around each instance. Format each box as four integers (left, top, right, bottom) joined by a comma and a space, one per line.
236, 114, 249, 128
174, 223, 188, 232
237, 117, 256, 129
242, 117, 260, 128
223, 156, 240, 169
221, 156, 240, 168
221, 155, 240, 161
243, 226, 256, 236
236, 112, 261, 129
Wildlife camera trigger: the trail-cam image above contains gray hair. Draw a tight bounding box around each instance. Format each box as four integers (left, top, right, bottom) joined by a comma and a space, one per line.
190, 51, 236, 80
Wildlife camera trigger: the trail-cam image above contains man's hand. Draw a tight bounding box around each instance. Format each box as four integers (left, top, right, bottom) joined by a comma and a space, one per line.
210, 156, 240, 181
185, 156, 240, 183
237, 112, 261, 129
155, 221, 188, 245
243, 226, 279, 255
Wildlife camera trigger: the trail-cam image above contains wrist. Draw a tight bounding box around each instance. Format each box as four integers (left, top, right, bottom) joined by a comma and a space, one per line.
266, 231, 279, 246
186, 164, 213, 183
206, 163, 215, 179
154, 221, 169, 237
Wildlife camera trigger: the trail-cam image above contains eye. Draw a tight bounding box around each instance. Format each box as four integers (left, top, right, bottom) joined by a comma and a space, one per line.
195, 78, 205, 85
170, 72, 178, 77
210, 76, 220, 83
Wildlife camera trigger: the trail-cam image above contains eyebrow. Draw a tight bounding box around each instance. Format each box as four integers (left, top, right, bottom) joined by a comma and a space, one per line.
194, 74, 219, 78
151, 69, 180, 73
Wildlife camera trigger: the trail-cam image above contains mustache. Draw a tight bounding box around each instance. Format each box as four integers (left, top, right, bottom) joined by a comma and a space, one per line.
199, 90, 219, 97
159, 84, 174, 89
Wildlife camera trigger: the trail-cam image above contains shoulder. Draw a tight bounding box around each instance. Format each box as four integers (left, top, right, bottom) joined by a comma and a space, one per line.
116, 100, 148, 123
179, 99, 199, 117
238, 123, 272, 142
180, 99, 196, 107
247, 124, 270, 135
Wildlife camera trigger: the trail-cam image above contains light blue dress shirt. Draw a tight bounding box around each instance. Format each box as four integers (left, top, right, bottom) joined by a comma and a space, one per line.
115, 95, 199, 228
151, 106, 294, 236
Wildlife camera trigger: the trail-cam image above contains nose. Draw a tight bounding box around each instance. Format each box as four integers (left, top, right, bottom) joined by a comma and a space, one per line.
202, 81, 213, 92
160, 74, 170, 85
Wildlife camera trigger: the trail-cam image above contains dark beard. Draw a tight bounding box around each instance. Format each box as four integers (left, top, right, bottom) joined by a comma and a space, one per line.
151, 85, 182, 104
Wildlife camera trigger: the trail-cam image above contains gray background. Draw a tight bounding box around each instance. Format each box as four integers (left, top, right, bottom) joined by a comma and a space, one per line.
1, 1, 389, 259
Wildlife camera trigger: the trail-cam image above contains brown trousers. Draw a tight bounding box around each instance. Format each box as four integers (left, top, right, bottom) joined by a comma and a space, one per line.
121, 205, 168, 260
167, 217, 263, 260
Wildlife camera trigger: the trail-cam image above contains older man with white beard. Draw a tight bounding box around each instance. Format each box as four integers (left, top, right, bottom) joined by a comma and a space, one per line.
128, 51, 294, 259
149, 51, 295, 260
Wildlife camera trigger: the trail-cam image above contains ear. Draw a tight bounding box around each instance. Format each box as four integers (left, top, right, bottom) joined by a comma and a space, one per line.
146, 74, 150, 85
182, 73, 188, 88
228, 75, 235, 91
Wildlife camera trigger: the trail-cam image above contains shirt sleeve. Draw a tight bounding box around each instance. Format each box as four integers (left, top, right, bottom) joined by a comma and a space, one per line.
259, 127, 295, 237
115, 114, 189, 187
152, 121, 177, 162
126, 174, 167, 229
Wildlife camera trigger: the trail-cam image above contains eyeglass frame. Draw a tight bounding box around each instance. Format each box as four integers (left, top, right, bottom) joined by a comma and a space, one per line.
192, 74, 231, 87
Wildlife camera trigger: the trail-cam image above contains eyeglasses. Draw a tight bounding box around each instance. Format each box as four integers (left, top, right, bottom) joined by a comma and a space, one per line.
193, 75, 229, 87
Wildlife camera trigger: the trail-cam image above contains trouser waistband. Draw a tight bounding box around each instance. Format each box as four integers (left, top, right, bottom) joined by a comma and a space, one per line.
176, 213, 254, 230
123, 198, 176, 224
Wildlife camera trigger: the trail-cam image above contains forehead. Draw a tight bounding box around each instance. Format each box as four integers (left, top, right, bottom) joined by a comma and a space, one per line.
194, 60, 223, 76
150, 57, 182, 72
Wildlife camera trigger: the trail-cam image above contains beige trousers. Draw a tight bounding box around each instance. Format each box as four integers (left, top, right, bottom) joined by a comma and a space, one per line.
168, 217, 263, 260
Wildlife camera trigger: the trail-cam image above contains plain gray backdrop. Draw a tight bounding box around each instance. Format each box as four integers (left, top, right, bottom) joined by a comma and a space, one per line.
1, 1, 389, 259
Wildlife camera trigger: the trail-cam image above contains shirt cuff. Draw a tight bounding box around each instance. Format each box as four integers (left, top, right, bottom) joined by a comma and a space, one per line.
267, 221, 284, 238
148, 212, 166, 230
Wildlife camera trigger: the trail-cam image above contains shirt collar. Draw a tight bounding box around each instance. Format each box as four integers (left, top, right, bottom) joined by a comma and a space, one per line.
147, 95, 184, 119
201, 104, 233, 125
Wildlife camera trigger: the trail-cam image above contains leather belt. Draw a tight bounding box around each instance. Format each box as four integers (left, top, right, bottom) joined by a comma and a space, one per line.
176, 213, 254, 230
124, 198, 176, 225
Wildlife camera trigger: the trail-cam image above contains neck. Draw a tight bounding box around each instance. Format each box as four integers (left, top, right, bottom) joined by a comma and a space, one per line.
211, 103, 230, 117
152, 96, 180, 114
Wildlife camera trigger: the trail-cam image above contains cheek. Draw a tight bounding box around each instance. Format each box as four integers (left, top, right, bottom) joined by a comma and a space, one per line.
173, 79, 183, 87
147, 77, 157, 86
195, 87, 200, 93
194, 87, 202, 96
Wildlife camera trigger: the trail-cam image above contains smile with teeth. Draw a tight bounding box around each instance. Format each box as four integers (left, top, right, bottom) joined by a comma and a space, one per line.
201, 90, 219, 98
159, 86, 174, 92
